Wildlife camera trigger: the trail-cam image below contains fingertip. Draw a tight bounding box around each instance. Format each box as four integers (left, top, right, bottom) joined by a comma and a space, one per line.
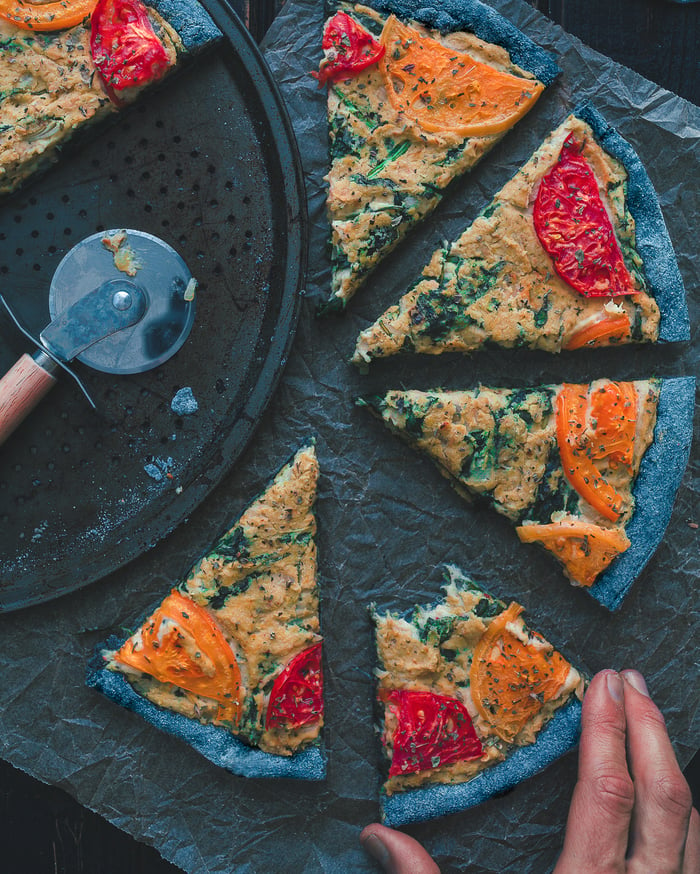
359, 823, 441, 874
583, 669, 625, 714
621, 669, 650, 697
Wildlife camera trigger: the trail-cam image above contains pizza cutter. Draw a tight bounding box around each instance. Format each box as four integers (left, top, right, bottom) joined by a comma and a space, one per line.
0, 230, 196, 446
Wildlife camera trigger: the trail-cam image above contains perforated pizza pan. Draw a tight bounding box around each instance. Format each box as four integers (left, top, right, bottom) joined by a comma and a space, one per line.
0, 0, 307, 611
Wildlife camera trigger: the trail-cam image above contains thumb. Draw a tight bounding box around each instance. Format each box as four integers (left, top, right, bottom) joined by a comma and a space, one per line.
360, 824, 441, 873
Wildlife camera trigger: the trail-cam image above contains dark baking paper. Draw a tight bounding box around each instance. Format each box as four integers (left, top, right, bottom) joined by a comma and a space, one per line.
0, 1, 698, 872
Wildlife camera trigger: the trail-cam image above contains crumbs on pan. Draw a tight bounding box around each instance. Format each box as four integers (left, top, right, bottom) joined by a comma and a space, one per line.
143, 456, 175, 482
171, 386, 199, 415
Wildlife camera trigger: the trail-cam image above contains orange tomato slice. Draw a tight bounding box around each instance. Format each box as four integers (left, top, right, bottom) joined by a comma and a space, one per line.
517, 521, 630, 587
113, 590, 243, 725
379, 15, 544, 136
0, 0, 97, 31
470, 603, 572, 742
586, 381, 637, 467
556, 384, 626, 522
564, 311, 631, 351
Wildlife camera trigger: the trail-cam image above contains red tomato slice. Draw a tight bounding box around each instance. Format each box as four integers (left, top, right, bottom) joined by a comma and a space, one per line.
312, 11, 385, 85
90, 0, 170, 102
265, 642, 324, 730
533, 134, 635, 297
383, 689, 483, 777
113, 590, 243, 725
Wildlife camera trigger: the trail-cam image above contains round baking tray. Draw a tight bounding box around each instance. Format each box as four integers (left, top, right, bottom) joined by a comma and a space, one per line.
0, 0, 307, 611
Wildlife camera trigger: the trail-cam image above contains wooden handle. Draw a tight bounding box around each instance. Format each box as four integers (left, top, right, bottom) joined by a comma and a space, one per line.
0, 353, 57, 446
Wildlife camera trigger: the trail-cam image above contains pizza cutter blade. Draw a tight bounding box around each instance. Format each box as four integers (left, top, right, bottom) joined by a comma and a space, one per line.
0, 229, 196, 446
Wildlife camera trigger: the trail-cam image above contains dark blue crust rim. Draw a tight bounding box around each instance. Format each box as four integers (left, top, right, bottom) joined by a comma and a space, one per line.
86, 641, 326, 781
352, 0, 561, 86
573, 102, 689, 343
380, 698, 581, 827
591, 376, 696, 611
150, 0, 222, 50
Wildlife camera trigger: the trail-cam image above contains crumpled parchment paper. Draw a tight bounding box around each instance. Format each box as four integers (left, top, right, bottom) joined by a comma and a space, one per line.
0, 0, 697, 871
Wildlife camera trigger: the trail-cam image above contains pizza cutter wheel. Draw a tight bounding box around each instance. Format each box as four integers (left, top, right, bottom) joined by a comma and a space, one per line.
0, 230, 195, 446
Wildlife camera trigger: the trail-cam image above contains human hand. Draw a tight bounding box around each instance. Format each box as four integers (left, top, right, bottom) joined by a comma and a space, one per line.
359, 670, 700, 873
554, 668, 699, 873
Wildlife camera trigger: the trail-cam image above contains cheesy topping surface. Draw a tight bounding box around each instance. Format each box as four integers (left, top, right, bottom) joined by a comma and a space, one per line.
352, 115, 661, 364
374, 566, 583, 794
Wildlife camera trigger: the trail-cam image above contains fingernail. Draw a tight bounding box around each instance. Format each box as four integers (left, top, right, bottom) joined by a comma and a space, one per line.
622, 670, 650, 697
361, 833, 392, 870
606, 670, 624, 703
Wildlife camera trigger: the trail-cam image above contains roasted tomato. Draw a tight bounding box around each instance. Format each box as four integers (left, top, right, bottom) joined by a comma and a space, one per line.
112, 589, 242, 725
585, 380, 637, 467
556, 382, 637, 521
565, 310, 632, 350
534, 134, 635, 297
383, 688, 483, 776
90, 0, 170, 102
380, 15, 543, 136
470, 603, 571, 742
517, 520, 631, 587
312, 11, 385, 85
0, 0, 96, 30
266, 642, 323, 730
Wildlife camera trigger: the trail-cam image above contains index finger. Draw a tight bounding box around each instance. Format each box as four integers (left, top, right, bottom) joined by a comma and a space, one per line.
554, 670, 634, 873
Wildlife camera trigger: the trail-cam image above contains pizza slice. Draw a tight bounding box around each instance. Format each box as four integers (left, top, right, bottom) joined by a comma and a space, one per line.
373, 564, 584, 826
0, 0, 221, 198
315, 0, 559, 310
352, 104, 689, 365
87, 443, 325, 779
360, 377, 695, 609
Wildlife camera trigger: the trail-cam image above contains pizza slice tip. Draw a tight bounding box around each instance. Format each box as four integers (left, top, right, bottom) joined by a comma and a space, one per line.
86, 441, 326, 780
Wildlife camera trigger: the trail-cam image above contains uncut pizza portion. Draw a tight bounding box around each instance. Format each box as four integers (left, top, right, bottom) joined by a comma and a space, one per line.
373, 565, 584, 826
314, 0, 559, 310
0, 0, 221, 197
352, 105, 688, 365
360, 377, 695, 609
87, 444, 325, 779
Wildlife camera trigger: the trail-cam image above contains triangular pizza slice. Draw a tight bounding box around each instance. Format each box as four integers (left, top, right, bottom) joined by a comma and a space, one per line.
360, 377, 695, 608
352, 104, 688, 365
315, 0, 559, 310
373, 565, 584, 826
0, 0, 221, 198
87, 443, 325, 779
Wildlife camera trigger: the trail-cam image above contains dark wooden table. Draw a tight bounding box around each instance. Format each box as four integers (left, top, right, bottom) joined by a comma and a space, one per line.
1, 1, 697, 872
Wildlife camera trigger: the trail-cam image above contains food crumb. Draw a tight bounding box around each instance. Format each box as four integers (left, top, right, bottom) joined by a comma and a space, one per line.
688, 521, 698, 530
171, 386, 199, 415
184, 277, 198, 301
144, 456, 175, 482
102, 229, 142, 276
